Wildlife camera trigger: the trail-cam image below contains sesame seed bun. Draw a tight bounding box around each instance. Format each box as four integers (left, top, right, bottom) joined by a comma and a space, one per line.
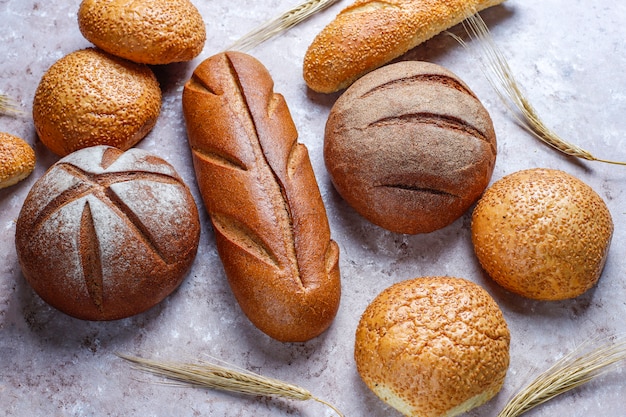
471, 168, 613, 300
78, 0, 206, 65
33, 48, 161, 157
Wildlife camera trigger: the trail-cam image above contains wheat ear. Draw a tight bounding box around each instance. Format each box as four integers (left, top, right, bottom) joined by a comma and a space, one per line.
450, 12, 626, 166
0, 93, 22, 116
118, 354, 344, 417
498, 335, 626, 417
227, 0, 342, 52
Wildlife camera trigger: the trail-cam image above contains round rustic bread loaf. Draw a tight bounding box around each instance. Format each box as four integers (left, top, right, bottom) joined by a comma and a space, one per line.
355, 277, 510, 417
471, 168, 613, 300
0, 132, 35, 189
33, 48, 161, 157
324, 61, 497, 234
78, 0, 206, 65
15, 145, 200, 320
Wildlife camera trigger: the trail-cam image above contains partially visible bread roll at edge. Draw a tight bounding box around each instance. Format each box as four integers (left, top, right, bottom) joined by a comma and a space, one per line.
182, 51, 341, 342
0, 132, 35, 189
303, 0, 506, 93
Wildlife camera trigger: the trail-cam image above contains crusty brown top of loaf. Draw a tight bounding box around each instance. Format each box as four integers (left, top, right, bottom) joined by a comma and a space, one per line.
15, 145, 200, 320
303, 0, 506, 93
183, 52, 341, 342
324, 61, 497, 234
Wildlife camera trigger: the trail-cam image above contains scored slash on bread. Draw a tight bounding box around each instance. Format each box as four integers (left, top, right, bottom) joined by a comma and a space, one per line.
183, 51, 341, 343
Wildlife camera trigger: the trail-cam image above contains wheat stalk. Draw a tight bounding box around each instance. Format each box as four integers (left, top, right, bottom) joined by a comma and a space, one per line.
118, 354, 344, 417
498, 335, 626, 417
0, 93, 22, 115
227, 0, 342, 52
450, 12, 626, 166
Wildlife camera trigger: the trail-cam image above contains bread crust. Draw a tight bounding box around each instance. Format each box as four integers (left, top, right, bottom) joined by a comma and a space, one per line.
355, 277, 510, 417
32, 48, 161, 157
0, 132, 35, 189
78, 0, 206, 65
182, 51, 341, 342
324, 61, 496, 234
471, 168, 614, 300
15, 146, 200, 320
303, 0, 506, 93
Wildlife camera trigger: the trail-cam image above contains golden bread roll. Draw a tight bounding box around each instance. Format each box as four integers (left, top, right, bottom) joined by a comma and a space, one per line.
78, 0, 206, 65
0, 132, 35, 189
324, 61, 496, 234
182, 52, 341, 342
33, 48, 161, 157
471, 168, 613, 300
355, 277, 510, 417
303, 0, 505, 93
15, 145, 200, 320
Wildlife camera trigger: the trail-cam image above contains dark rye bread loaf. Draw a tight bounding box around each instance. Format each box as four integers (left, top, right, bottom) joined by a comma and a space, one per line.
183, 51, 341, 342
324, 61, 497, 234
15, 145, 200, 320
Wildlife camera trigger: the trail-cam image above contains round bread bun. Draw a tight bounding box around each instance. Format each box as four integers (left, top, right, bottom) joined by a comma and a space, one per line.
355, 277, 510, 417
471, 168, 613, 300
15, 145, 200, 320
324, 61, 497, 234
78, 0, 206, 65
33, 48, 161, 157
0, 132, 35, 189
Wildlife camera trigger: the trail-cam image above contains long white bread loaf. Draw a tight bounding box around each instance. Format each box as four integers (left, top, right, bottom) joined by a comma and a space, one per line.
303, 0, 505, 93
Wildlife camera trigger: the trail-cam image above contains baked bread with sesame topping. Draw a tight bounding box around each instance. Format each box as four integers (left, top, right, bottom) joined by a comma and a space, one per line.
78, 0, 206, 65
355, 276, 510, 417
471, 168, 614, 300
303, 0, 505, 93
32, 48, 161, 157
0, 132, 35, 189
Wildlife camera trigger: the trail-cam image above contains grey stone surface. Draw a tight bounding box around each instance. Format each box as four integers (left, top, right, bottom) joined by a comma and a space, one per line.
1, 0, 624, 416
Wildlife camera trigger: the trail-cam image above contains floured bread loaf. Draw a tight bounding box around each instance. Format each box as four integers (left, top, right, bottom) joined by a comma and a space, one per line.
15, 145, 200, 320
324, 61, 496, 234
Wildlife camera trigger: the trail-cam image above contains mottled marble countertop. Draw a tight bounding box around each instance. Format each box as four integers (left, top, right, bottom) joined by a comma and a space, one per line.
1, 1, 625, 416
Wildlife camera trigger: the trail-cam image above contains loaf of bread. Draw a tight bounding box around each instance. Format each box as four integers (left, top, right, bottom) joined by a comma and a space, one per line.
355, 277, 510, 417
15, 145, 200, 320
182, 51, 341, 342
325, 61, 496, 234
0, 132, 35, 189
303, 0, 505, 93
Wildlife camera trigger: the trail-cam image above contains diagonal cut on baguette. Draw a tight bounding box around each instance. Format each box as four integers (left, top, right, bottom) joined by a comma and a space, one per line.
182, 52, 341, 342
303, 0, 506, 93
